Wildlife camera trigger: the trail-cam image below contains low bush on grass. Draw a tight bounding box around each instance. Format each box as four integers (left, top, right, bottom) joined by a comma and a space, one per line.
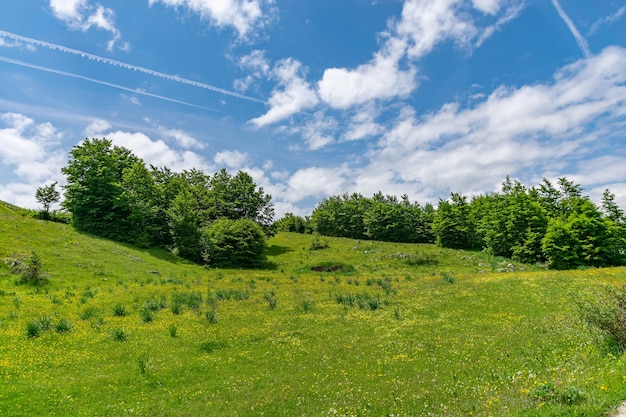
577, 284, 626, 353
264, 291, 278, 309
532, 383, 585, 405
19, 251, 47, 285
309, 235, 329, 250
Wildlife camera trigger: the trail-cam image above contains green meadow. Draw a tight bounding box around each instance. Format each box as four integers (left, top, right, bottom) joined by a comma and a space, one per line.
2, 202, 626, 416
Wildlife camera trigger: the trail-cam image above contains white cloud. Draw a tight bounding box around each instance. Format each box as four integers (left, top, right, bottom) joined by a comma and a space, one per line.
284, 166, 351, 203
161, 128, 206, 150
367, 46, 626, 196
589, 5, 626, 35
107, 130, 211, 173
49, 0, 125, 51
214, 150, 249, 169
234, 49, 270, 92
343, 105, 384, 141
472, 0, 501, 14
250, 58, 319, 127
84, 119, 112, 137
148, 0, 276, 39
318, 37, 417, 109
250, 0, 524, 130
0, 113, 66, 208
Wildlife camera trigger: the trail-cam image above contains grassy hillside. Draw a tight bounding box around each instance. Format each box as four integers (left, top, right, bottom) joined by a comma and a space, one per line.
1, 204, 626, 416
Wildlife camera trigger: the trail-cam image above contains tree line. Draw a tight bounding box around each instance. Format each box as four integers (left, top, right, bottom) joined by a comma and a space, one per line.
34, 138, 625, 270
276, 177, 626, 270
39, 138, 274, 268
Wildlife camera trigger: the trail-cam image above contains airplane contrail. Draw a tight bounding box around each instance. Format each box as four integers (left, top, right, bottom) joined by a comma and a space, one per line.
551, 0, 592, 58
0, 30, 267, 104
0, 55, 225, 113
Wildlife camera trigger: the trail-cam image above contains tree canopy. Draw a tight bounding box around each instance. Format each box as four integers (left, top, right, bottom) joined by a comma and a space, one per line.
60, 138, 274, 265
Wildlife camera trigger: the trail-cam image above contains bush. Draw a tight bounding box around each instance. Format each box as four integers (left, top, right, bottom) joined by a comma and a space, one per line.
20, 251, 47, 285
309, 235, 329, 250
577, 284, 626, 352
201, 218, 267, 268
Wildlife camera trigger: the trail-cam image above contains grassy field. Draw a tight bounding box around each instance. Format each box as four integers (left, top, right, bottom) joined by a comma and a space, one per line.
2, 202, 626, 416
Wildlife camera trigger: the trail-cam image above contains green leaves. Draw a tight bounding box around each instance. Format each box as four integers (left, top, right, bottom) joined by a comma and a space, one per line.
201, 218, 267, 268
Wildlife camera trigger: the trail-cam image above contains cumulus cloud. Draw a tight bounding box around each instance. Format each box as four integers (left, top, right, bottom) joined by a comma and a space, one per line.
148, 0, 276, 39
160, 128, 206, 150
318, 37, 417, 109
84, 118, 112, 137
283, 166, 351, 203
0, 113, 66, 208
107, 130, 211, 173
214, 150, 249, 169
343, 105, 384, 141
250, 58, 319, 127
49, 0, 126, 51
363, 46, 626, 197
248, 0, 524, 136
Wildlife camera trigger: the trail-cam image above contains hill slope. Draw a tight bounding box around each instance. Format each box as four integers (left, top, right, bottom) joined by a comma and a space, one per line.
1, 204, 626, 416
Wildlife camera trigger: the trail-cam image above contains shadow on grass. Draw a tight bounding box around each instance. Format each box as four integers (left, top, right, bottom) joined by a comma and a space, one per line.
265, 244, 293, 257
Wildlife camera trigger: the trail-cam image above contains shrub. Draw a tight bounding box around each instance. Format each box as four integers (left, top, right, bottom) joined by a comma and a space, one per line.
404, 252, 439, 266
20, 251, 47, 285
309, 235, 329, 250
577, 284, 626, 352
264, 291, 278, 309
201, 218, 267, 268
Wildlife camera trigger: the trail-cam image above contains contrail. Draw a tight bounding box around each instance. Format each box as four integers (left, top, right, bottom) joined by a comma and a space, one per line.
551, 0, 591, 58
0, 55, 225, 113
0, 30, 267, 104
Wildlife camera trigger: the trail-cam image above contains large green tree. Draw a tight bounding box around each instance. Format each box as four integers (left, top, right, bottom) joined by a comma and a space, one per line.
62, 138, 139, 240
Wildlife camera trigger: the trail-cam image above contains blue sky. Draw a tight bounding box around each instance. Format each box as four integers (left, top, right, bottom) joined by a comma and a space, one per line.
1, 0, 625, 217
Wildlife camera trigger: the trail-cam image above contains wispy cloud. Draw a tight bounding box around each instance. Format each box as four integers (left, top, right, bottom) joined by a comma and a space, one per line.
0, 55, 224, 113
0, 30, 267, 104
589, 5, 626, 35
551, 0, 591, 57
49, 0, 126, 51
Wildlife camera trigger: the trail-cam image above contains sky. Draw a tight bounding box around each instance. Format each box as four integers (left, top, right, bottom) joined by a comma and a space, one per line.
1, 0, 625, 217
